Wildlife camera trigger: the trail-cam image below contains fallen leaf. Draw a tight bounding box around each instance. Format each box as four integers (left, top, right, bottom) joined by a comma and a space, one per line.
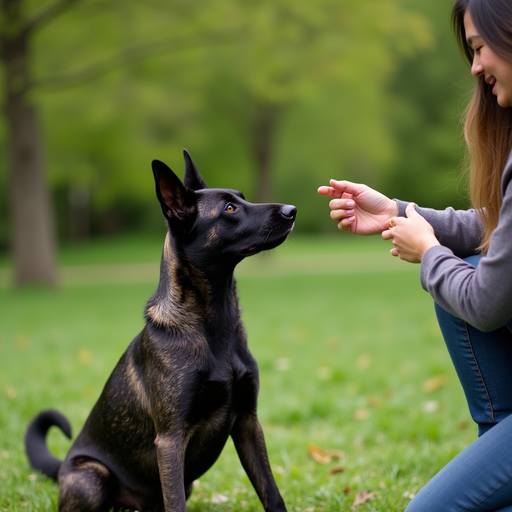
5, 388, 17, 400
423, 374, 448, 393
308, 443, 331, 464
354, 409, 370, 420
343, 486, 353, 495
353, 437, 364, 450
77, 349, 93, 364
16, 335, 30, 350
308, 443, 344, 464
351, 490, 379, 509
210, 493, 229, 504
368, 395, 383, 408
328, 336, 342, 351
275, 358, 291, 371
357, 354, 372, 371
317, 366, 332, 380
422, 400, 440, 413
330, 465, 345, 475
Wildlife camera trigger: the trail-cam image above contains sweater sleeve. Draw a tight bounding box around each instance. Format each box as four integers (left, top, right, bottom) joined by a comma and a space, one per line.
394, 200, 484, 257
418, 153, 512, 331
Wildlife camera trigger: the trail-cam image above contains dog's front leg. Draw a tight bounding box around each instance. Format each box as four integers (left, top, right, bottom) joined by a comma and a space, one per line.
231, 414, 287, 511
155, 433, 187, 512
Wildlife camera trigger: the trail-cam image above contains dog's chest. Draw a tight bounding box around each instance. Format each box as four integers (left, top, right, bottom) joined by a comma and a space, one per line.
188, 357, 257, 424
182, 358, 256, 457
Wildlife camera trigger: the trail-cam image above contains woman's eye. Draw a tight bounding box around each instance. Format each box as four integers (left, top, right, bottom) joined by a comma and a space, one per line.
225, 203, 236, 213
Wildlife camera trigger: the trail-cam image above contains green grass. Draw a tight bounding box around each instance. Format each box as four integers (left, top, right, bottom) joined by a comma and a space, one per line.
0, 234, 476, 511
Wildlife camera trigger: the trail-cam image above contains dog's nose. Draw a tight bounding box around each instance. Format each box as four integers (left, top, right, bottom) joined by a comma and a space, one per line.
281, 205, 297, 220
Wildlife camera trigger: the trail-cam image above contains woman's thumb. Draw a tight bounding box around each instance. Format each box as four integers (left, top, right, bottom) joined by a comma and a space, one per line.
405, 202, 417, 218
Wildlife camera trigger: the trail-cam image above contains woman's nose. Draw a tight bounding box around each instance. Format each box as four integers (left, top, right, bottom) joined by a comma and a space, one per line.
471, 56, 484, 77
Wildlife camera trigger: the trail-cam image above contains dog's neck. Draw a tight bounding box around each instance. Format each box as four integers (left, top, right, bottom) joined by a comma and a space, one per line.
145, 233, 242, 335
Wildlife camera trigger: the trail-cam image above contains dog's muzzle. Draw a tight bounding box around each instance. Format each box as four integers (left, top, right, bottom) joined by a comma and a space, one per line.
281, 205, 297, 220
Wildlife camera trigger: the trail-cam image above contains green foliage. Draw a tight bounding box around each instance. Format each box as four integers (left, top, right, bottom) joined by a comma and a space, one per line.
0, 0, 472, 245
381, 0, 473, 210
201, 0, 431, 104
0, 235, 477, 510
195, 0, 433, 221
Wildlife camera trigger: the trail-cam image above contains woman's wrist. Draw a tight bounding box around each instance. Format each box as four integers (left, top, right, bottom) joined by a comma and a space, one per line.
389, 199, 399, 218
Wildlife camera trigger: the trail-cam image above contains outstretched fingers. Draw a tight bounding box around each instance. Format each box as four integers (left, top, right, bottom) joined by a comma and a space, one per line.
329, 198, 356, 224
318, 179, 362, 199
318, 185, 340, 198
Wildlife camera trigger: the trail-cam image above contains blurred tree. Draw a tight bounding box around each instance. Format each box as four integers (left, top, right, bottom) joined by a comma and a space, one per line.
0, 0, 434, 287
0, 0, 74, 287
0, 0, 241, 286
382, 0, 471, 209
202, 0, 432, 203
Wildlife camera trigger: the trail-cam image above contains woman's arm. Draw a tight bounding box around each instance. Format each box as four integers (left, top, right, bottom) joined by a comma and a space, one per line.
395, 201, 484, 258
420, 172, 512, 331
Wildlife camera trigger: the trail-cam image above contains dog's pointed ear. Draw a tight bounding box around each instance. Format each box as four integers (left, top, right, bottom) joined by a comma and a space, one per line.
152, 159, 196, 221
183, 149, 208, 191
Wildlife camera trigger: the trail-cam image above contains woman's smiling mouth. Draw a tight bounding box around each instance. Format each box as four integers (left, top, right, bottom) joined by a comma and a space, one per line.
486, 75, 497, 94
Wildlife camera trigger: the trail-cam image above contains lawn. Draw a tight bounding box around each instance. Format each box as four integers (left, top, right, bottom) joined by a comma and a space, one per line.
0, 233, 476, 511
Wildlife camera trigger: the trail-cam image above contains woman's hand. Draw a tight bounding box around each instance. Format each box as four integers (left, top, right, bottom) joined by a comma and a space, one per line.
318, 180, 398, 236
382, 203, 440, 263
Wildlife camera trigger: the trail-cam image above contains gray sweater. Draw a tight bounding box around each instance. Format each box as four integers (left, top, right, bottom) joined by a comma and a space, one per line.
396, 150, 512, 332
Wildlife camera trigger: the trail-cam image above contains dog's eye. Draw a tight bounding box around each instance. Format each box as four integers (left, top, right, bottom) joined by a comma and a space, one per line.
225, 203, 237, 213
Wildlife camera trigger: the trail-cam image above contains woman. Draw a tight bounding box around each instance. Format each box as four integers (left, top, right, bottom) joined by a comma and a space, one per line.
318, 0, 512, 510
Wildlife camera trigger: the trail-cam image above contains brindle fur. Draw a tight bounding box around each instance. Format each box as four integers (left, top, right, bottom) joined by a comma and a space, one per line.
25, 150, 296, 512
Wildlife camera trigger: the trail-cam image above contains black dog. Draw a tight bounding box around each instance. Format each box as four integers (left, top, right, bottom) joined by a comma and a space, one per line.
25, 150, 295, 512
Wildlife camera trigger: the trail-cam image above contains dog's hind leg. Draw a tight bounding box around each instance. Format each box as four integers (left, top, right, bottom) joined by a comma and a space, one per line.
57, 457, 113, 512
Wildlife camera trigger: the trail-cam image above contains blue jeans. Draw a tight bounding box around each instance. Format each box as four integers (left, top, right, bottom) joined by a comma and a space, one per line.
406, 255, 512, 512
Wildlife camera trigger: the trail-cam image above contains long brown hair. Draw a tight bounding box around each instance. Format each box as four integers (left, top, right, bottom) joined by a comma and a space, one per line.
452, 0, 512, 252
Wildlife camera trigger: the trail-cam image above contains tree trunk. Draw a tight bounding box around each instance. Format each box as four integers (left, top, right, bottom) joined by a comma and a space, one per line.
252, 103, 281, 204
1, 0, 57, 287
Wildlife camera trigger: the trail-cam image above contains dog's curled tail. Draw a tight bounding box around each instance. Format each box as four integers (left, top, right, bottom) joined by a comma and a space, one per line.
25, 409, 72, 480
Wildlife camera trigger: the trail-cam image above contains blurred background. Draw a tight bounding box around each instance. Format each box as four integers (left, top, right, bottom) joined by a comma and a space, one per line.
0, 3, 481, 507
1, 0, 472, 287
